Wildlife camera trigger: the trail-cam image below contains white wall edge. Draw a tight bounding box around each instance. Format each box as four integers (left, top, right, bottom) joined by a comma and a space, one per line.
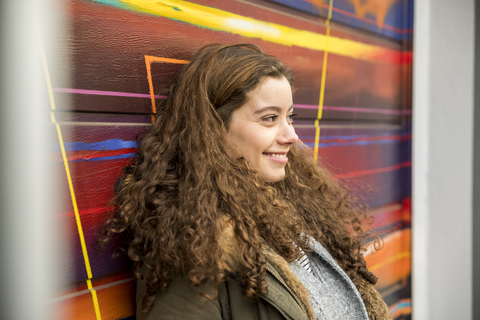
411, 0, 431, 318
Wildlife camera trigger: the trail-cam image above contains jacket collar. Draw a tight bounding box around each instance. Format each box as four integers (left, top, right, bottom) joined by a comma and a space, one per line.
220, 226, 391, 320
220, 225, 315, 320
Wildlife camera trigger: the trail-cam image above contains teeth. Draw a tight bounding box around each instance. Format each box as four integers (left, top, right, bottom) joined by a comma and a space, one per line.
264, 153, 286, 158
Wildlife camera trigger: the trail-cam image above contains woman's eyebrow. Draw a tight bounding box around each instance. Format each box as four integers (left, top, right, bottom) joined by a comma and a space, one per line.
253, 105, 294, 114
253, 106, 281, 114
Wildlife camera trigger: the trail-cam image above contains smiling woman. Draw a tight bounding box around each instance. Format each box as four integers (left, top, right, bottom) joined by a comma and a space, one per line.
103, 44, 391, 320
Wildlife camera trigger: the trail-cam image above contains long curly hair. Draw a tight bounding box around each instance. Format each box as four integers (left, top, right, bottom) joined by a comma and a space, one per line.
104, 43, 379, 313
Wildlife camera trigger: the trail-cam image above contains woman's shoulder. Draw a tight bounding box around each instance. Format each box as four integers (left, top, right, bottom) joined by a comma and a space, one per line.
136, 274, 226, 320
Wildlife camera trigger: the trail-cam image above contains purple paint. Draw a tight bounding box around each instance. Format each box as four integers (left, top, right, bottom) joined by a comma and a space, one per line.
294, 104, 412, 115
53, 87, 167, 99
53, 88, 412, 115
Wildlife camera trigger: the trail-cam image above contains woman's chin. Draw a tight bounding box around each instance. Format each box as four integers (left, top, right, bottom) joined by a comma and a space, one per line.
259, 170, 286, 183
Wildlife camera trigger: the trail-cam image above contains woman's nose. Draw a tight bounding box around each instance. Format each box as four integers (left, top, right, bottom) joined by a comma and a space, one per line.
277, 122, 298, 145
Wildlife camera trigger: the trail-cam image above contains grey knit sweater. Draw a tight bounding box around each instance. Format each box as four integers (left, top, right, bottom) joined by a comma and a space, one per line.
289, 240, 369, 320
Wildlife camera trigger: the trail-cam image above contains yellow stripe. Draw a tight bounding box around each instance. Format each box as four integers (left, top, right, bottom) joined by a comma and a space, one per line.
317, 1, 333, 121
119, 0, 396, 63
53, 119, 93, 279
369, 252, 411, 272
313, 0, 333, 163
41, 41, 102, 320
87, 280, 102, 320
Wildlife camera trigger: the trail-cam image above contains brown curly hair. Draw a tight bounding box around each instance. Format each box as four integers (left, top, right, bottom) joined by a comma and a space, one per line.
104, 43, 379, 313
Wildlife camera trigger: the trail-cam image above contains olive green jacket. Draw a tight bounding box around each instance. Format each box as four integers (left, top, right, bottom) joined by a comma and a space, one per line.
136, 260, 309, 320
136, 240, 391, 320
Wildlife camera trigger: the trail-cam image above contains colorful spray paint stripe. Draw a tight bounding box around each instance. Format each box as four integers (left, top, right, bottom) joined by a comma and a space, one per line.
50, 139, 138, 161
57, 206, 115, 219
296, 104, 412, 115
52, 87, 409, 116
389, 298, 412, 319
51, 132, 409, 161
51, 271, 135, 319
302, 133, 411, 148
71, 152, 137, 162
366, 203, 411, 236
364, 229, 411, 289
53, 87, 166, 99
301, 0, 413, 34
92, 0, 410, 64
41, 42, 103, 320
144, 55, 189, 120
313, 0, 333, 163
54, 139, 138, 151
369, 251, 411, 272
51, 150, 137, 162
333, 161, 411, 179
55, 133, 408, 153
52, 276, 134, 303
271, 0, 413, 40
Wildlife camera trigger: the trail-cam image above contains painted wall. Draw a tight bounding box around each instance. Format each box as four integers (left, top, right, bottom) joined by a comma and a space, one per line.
44, 0, 413, 319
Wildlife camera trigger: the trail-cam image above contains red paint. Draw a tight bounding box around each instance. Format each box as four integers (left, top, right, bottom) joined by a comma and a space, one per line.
333, 161, 411, 179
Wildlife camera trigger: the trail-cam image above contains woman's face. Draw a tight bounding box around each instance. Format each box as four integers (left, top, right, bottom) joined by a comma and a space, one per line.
226, 76, 298, 182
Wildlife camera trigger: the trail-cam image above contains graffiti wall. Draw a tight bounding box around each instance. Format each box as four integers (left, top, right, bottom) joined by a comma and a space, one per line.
45, 0, 413, 319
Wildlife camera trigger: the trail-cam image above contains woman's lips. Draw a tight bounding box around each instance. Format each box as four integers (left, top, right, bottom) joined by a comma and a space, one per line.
263, 152, 288, 164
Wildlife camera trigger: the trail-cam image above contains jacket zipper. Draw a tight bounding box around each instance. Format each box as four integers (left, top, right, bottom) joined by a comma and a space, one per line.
265, 265, 308, 318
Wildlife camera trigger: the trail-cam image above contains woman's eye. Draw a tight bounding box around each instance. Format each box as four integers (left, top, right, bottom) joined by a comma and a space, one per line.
263, 115, 279, 122
287, 113, 297, 122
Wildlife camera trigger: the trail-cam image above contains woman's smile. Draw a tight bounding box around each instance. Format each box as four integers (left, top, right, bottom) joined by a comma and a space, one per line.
263, 152, 288, 163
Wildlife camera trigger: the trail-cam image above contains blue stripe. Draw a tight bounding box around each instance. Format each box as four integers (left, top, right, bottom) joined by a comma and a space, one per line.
390, 301, 412, 314
51, 134, 410, 152
51, 139, 138, 151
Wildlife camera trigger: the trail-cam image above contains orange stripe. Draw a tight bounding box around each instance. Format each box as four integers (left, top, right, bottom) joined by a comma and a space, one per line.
145, 55, 189, 123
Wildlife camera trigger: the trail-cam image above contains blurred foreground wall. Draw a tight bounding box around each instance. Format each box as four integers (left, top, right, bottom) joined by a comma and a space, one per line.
43, 0, 413, 319
0, 1, 66, 319
413, 0, 475, 320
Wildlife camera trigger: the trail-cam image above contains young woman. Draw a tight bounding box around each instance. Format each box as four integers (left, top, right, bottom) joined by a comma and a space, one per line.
105, 44, 391, 319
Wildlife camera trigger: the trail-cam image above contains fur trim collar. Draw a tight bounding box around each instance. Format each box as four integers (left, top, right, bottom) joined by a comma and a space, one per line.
263, 243, 316, 320
220, 226, 391, 320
